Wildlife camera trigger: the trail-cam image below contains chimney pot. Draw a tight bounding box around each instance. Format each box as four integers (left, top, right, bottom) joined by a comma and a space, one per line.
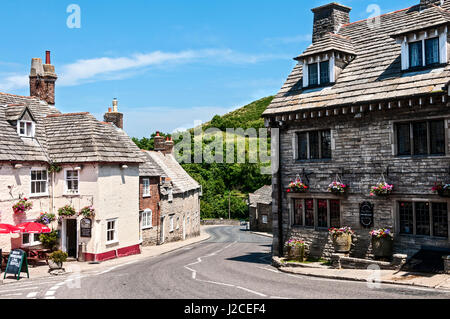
46, 51, 51, 65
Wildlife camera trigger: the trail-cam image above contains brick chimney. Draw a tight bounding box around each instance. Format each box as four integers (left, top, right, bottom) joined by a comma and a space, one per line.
154, 132, 165, 151
29, 51, 58, 105
311, 3, 351, 43
103, 98, 124, 129
164, 137, 174, 155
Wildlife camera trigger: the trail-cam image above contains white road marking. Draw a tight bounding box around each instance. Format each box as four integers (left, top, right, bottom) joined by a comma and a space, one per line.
26, 292, 38, 298
236, 286, 267, 297
45, 296, 55, 299
45, 290, 56, 296
0, 286, 39, 294
2, 293, 22, 297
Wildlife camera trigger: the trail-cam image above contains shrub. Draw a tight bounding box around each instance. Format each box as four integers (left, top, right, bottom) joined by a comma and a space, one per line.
49, 250, 68, 264
39, 230, 59, 250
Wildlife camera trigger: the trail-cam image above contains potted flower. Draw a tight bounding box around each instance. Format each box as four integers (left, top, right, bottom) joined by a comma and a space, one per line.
12, 198, 33, 214
329, 227, 355, 253
285, 239, 307, 262
48, 250, 68, 270
432, 182, 450, 197
287, 177, 309, 193
370, 228, 394, 259
36, 212, 56, 225
328, 181, 348, 195
79, 206, 95, 218
369, 182, 393, 197
58, 205, 77, 218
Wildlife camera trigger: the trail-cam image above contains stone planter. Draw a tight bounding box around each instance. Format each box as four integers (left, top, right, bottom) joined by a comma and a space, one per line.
371, 236, 393, 259
331, 233, 352, 253
287, 245, 306, 262
48, 260, 63, 270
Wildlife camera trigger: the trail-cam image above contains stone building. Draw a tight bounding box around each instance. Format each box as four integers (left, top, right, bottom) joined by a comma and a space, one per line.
263, 0, 450, 259
0, 52, 144, 262
249, 185, 273, 233
139, 133, 201, 246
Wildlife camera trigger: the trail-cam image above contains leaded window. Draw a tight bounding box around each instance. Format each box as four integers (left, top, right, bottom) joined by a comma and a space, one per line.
291, 199, 340, 229
432, 203, 448, 238
425, 37, 440, 66
297, 130, 332, 160
399, 201, 414, 234
396, 120, 446, 156
308, 63, 319, 86
415, 202, 430, 236
409, 41, 423, 68
320, 61, 330, 84
399, 201, 448, 238
293, 199, 303, 226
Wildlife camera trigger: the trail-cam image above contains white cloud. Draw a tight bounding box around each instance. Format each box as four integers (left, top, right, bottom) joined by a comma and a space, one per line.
0, 74, 28, 91
264, 34, 311, 46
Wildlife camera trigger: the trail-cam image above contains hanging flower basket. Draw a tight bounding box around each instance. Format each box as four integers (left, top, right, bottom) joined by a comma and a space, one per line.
432, 183, 450, 198
36, 212, 56, 225
79, 206, 95, 218
370, 228, 394, 259
369, 182, 393, 197
328, 179, 348, 195
12, 198, 33, 214
58, 205, 77, 218
287, 176, 309, 193
329, 227, 355, 253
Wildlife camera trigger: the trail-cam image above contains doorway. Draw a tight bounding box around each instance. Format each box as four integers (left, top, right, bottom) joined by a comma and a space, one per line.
63, 219, 78, 258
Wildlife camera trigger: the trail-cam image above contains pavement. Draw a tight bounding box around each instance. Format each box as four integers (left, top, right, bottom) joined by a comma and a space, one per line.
273, 256, 450, 290
1, 226, 213, 285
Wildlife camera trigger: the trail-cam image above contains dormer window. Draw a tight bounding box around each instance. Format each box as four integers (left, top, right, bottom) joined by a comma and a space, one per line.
17, 120, 35, 138
304, 59, 333, 88
396, 26, 448, 71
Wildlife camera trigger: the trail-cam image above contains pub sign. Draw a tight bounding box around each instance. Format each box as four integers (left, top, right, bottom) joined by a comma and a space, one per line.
80, 218, 92, 238
360, 202, 374, 228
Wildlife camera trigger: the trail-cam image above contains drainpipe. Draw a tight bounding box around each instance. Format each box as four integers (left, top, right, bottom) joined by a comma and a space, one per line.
273, 120, 286, 258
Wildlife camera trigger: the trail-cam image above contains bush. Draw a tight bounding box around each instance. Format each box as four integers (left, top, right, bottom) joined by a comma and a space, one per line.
39, 230, 59, 250
49, 250, 68, 264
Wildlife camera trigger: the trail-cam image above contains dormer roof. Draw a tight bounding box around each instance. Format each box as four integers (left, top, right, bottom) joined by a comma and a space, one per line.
295, 33, 356, 60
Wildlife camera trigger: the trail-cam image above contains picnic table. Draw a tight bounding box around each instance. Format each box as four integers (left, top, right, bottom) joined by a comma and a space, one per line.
22, 248, 51, 267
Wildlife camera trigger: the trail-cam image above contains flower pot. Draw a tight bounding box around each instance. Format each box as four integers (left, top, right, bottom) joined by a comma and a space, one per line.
371, 237, 393, 259
332, 233, 352, 253
287, 245, 306, 262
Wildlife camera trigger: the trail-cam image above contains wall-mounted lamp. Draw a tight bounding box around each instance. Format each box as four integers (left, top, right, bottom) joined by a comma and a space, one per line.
14, 164, 23, 169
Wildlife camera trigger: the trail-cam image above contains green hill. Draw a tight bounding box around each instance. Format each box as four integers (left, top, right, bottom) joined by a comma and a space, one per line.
133, 96, 274, 220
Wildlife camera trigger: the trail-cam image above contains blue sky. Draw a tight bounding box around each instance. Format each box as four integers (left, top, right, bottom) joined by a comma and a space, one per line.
0, 0, 414, 137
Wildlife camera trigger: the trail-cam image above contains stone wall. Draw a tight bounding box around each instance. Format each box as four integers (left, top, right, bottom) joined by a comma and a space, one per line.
273, 103, 450, 258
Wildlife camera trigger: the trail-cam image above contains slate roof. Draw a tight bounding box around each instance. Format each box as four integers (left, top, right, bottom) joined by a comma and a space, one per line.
263, 2, 450, 117
139, 151, 166, 177
296, 33, 356, 59
249, 185, 272, 207
0, 92, 143, 164
141, 151, 200, 194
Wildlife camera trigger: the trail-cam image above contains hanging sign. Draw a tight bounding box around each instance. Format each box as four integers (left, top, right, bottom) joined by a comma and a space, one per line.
4, 249, 29, 280
80, 218, 92, 238
360, 201, 374, 228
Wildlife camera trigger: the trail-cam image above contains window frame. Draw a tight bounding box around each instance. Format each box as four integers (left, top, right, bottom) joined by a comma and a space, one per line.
291, 198, 341, 230
169, 215, 174, 232
305, 60, 331, 88
142, 209, 153, 230
22, 233, 41, 247
397, 200, 449, 240
142, 178, 151, 197
394, 119, 447, 157
106, 218, 118, 245
296, 129, 332, 161
17, 120, 35, 138
30, 168, 49, 197
64, 169, 80, 195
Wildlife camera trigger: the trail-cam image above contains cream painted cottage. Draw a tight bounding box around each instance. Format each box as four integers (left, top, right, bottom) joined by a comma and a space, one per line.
0, 52, 144, 262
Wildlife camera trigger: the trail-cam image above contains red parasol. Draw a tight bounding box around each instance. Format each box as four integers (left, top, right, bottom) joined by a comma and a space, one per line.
16, 222, 51, 234
0, 224, 21, 234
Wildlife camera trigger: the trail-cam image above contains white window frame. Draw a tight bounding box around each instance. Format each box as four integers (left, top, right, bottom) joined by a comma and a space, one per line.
142, 209, 153, 229
22, 233, 41, 247
142, 178, 151, 197
400, 27, 448, 71
17, 120, 35, 138
30, 168, 49, 197
302, 54, 335, 88
106, 218, 118, 245
64, 169, 80, 195
168, 189, 173, 203
169, 215, 174, 233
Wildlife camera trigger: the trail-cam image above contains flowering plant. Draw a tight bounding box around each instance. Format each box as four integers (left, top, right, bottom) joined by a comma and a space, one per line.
36, 212, 56, 225
370, 228, 393, 239
329, 226, 355, 236
287, 178, 308, 193
328, 181, 348, 194
79, 206, 95, 218
432, 182, 450, 196
369, 182, 393, 197
12, 198, 33, 214
285, 239, 306, 248
58, 205, 77, 217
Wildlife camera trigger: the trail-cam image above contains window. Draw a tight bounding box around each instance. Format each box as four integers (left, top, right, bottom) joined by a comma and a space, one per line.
308, 63, 319, 86
409, 41, 423, 68
65, 170, 79, 194
142, 178, 150, 197
292, 199, 340, 229
398, 201, 448, 238
320, 61, 330, 84
425, 38, 439, 66
31, 169, 48, 196
176, 217, 180, 230
168, 189, 173, 203
297, 130, 332, 160
22, 233, 41, 247
262, 215, 268, 224
142, 209, 152, 229
106, 219, 117, 244
169, 215, 174, 232
407, 37, 440, 69
17, 120, 34, 138
395, 120, 446, 156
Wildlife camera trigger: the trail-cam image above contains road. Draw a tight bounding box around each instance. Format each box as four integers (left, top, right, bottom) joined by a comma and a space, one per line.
0, 226, 449, 299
